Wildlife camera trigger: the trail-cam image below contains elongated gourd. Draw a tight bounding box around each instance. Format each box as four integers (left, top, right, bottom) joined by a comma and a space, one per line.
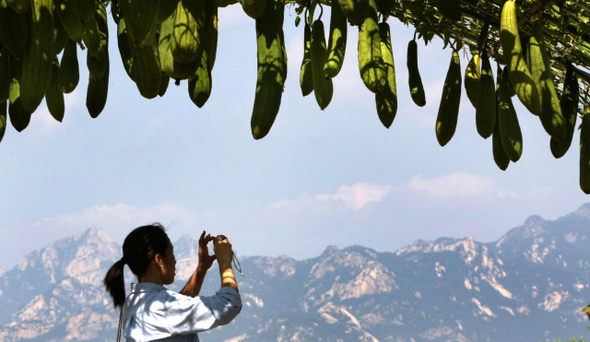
162, 48, 201, 80
550, 61, 580, 158
311, 19, 333, 110
86, 2, 109, 81
502, 66, 516, 98
375, 0, 393, 16
82, 13, 101, 57
338, 0, 368, 26
130, 42, 161, 99
20, 0, 55, 113
53, 11, 70, 54
464, 53, 480, 109
58, 39, 80, 93
205, 1, 218, 71
161, 14, 193, 81
45, 56, 65, 122
161, 14, 201, 82
118, 0, 159, 47
86, 58, 109, 118
497, 65, 522, 162
156, 0, 180, 23
55, 0, 83, 42
436, 49, 461, 147
188, 0, 217, 108
250, 0, 287, 139
407, 39, 425, 107
529, 18, 565, 141
0, 101, 6, 143
0, 0, 28, 57
158, 72, 170, 97
0, 46, 10, 103
6, 0, 28, 14
76, 0, 98, 24
492, 106, 510, 171
117, 18, 135, 80
464, 19, 487, 109
475, 49, 496, 139
187, 52, 212, 108
375, 21, 397, 128
171, 0, 207, 64
324, 0, 347, 78
500, 0, 541, 116
8, 56, 31, 132
300, 21, 313, 97
357, 0, 385, 93
580, 106, 590, 194
239, 0, 266, 19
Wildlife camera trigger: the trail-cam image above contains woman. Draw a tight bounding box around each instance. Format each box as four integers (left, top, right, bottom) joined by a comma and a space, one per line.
104, 223, 241, 342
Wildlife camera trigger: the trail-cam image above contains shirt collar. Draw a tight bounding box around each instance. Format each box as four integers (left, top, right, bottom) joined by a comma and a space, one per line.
130, 282, 167, 294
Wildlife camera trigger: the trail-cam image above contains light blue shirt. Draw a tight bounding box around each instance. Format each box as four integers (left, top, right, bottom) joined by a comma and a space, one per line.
122, 283, 242, 342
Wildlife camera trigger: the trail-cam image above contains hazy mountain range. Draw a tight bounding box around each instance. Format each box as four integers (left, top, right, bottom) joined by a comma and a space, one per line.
1, 204, 590, 341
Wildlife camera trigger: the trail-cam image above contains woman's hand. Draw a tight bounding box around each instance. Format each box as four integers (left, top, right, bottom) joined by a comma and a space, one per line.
213, 235, 239, 293
213, 235, 233, 265
197, 231, 216, 272
180, 231, 216, 297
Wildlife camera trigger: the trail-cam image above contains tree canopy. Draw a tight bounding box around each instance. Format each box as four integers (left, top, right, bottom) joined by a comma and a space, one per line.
0, 0, 589, 191
378, 0, 590, 105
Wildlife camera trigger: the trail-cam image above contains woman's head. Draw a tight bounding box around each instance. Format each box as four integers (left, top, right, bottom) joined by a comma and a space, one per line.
122, 224, 170, 277
103, 223, 175, 308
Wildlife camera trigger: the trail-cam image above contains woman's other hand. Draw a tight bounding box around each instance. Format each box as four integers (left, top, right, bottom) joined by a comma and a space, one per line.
198, 231, 216, 272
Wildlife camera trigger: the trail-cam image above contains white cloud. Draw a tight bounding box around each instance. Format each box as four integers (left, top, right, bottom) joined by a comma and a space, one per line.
316, 183, 393, 210
270, 182, 393, 212
408, 172, 495, 199
34, 202, 196, 232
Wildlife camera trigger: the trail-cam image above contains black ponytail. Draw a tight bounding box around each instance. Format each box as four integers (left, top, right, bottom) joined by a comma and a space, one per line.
103, 223, 170, 309
104, 258, 126, 308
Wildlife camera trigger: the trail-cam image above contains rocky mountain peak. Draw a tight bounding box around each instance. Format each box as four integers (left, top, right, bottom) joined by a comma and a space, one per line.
311, 246, 379, 280
64, 227, 119, 284
395, 236, 479, 265
523, 214, 547, 232
173, 236, 199, 281
321, 245, 339, 257
173, 234, 196, 253
252, 256, 297, 278
571, 202, 590, 218
432, 236, 477, 252
395, 239, 433, 255
495, 215, 549, 249
13, 227, 119, 285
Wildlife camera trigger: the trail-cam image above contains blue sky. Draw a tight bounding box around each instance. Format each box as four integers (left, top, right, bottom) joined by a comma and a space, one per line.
0, 5, 588, 270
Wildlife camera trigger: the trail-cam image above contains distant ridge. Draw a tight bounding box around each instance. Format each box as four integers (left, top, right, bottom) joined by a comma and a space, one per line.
0, 204, 589, 341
